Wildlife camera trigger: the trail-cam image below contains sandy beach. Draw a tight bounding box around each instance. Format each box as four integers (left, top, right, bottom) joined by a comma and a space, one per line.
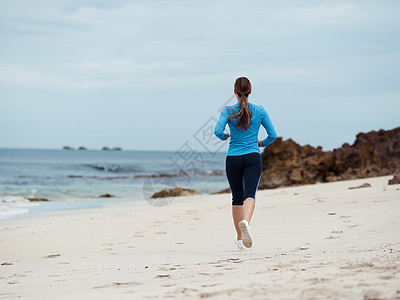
0, 175, 399, 299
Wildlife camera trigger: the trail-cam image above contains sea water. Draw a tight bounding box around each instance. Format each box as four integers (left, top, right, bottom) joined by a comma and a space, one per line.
0, 148, 228, 219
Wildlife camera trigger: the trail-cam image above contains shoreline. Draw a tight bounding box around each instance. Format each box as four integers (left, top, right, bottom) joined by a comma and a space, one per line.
0, 175, 399, 299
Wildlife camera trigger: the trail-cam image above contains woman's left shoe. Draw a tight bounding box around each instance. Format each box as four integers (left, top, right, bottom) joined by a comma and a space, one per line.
238, 220, 253, 248
234, 235, 246, 250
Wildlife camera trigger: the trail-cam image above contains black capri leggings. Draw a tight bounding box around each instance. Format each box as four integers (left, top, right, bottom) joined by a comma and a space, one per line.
226, 152, 263, 206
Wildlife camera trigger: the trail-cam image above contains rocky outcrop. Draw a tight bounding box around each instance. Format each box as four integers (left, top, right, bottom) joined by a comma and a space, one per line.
388, 167, 400, 185
211, 188, 231, 194
151, 187, 200, 198
259, 127, 400, 189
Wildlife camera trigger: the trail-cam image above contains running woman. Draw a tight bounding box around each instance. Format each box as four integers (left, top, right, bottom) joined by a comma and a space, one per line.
214, 77, 277, 250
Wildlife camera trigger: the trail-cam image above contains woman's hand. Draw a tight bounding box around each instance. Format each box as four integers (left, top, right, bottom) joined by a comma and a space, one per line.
224, 133, 231, 140
258, 140, 262, 147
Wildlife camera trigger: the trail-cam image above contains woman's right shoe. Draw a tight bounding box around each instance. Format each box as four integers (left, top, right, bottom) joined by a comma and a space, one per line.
238, 220, 253, 248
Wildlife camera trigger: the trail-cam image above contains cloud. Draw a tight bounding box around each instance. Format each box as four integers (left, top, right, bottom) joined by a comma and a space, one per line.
0, 0, 399, 149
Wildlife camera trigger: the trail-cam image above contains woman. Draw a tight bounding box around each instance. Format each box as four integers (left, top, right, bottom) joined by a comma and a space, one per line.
214, 77, 277, 250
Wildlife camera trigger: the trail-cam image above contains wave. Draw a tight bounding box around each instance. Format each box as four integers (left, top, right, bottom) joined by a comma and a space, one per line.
82, 164, 141, 173
0, 196, 39, 220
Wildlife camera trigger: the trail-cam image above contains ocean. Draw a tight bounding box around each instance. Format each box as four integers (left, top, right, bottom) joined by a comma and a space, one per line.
0, 148, 228, 220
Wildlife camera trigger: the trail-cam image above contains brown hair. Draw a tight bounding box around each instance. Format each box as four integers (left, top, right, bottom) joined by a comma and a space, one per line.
230, 77, 252, 130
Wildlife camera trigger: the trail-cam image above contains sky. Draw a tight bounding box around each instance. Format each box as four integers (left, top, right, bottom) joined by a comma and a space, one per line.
0, 0, 399, 151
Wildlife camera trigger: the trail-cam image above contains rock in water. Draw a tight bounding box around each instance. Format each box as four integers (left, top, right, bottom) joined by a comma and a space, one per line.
99, 194, 114, 198
388, 167, 400, 185
259, 127, 400, 189
151, 187, 200, 198
26, 197, 49, 202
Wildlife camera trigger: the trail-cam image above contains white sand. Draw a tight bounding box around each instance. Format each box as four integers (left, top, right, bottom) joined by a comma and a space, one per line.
0, 176, 399, 299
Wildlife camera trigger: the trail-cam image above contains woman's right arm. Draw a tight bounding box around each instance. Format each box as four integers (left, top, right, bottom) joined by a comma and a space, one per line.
260, 106, 277, 147
214, 107, 230, 140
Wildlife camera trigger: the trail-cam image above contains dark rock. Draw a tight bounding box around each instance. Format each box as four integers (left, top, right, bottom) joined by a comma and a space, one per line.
112, 147, 122, 151
78, 146, 87, 150
1, 262, 13, 266
68, 175, 83, 178
211, 170, 224, 176
102, 147, 110, 151
45, 254, 60, 258
26, 197, 49, 202
63, 146, 74, 150
99, 194, 114, 198
348, 183, 371, 190
388, 167, 400, 185
151, 187, 200, 198
211, 188, 231, 194
259, 127, 400, 189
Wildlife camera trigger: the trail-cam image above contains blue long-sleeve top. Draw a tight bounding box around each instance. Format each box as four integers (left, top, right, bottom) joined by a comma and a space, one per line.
214, 102, 277, 156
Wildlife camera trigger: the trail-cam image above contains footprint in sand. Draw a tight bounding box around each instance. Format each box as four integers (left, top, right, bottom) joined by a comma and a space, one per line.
155, 231, 167, 235
346, 224, 358, 228
158, 267, 177, 271
297, 247, 309, 251
155, 274, 170, 278
331, 230, 343, 234
148, 224, 161, 228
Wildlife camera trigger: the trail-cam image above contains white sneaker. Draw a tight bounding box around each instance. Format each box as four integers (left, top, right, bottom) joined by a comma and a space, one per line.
238, 220, 253, 248
234, 235, 246, 250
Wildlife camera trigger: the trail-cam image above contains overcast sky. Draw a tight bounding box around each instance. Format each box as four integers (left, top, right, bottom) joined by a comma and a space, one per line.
1, 0, 399, 151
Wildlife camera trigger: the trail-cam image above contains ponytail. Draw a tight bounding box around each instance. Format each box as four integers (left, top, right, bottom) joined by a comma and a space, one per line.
229, 77, 252, 130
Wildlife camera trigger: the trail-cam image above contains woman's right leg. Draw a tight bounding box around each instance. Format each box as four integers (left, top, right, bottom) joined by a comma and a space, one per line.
226, 156, 244, 240
242, 153, 262, 225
